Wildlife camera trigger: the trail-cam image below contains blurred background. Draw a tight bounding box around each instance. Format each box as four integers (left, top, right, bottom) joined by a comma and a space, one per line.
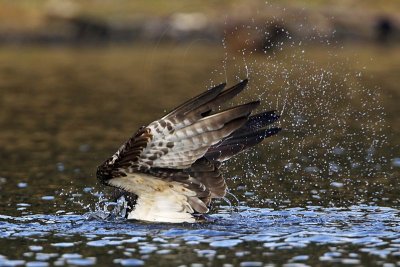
1, 1, 400, 266
0, 0, 399, 212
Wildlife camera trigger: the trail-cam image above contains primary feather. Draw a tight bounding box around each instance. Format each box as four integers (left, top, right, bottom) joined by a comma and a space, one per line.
97, 79, 281, 223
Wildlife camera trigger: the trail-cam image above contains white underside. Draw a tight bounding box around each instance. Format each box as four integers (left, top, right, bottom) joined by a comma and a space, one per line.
108, 173, 198, 223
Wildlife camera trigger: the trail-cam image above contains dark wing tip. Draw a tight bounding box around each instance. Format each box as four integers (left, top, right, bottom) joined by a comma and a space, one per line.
165, 82, 227, 119
265, 111, 280, 123
263, 127, 282, 137
235, 110, 280, 134
241, 78, 249, 85
271, 110, 280, 118
233, 78, 248, 91
214, 82, 227, 91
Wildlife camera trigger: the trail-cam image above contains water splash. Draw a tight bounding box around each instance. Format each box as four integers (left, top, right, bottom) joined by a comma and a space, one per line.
84, 196, 129, 221
216, 6, 390, 208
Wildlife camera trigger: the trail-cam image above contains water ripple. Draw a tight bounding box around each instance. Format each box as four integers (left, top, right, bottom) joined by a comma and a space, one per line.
1, 205, 399, 266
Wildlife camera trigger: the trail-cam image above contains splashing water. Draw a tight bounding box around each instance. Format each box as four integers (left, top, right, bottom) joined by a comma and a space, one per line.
0, 2, 399, 267
211, 9, 394, 209
84, 196, 129, 221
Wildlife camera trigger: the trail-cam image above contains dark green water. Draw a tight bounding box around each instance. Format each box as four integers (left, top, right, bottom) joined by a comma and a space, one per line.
0, 45, 399, 266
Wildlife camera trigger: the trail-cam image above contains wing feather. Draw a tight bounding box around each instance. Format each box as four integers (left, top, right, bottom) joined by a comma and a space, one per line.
205, 111, 281, 161
162, 83, 226, 121
137, 102, 259, 169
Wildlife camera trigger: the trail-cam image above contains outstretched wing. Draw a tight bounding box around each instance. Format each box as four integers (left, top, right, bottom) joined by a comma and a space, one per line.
97, 79, 280, 219
112, 80, 255, 171
116, 103, 259, 171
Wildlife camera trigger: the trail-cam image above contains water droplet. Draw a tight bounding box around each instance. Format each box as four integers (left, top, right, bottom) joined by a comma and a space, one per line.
330, 182, 344, 188
28, 246, 43, 252
391, 158, 400, 167
17, 182, 28, 188
56, 163, 65, 172
116, 258, 145, 266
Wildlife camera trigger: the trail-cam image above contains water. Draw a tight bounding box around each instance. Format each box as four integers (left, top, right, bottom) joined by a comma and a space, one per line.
0, 44, 399, 266
1, 205, 400, 266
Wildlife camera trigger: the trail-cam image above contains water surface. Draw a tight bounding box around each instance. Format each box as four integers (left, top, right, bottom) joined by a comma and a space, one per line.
1, 205, 400, 266
0, 45, 399, 266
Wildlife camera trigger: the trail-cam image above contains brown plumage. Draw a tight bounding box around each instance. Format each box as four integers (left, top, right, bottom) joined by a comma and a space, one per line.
97, 79, 281, 223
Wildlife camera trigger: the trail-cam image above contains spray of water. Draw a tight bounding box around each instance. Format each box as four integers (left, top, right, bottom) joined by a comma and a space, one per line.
212, 3, 388, 210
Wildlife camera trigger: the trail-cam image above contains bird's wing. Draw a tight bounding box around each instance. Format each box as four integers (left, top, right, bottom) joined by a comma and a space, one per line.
115, 103, 259, 171
111, 80, 255, 171
97, 79, 280, 217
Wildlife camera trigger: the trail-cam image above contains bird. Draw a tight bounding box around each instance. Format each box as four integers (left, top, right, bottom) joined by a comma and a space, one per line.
96, 79, 281, 223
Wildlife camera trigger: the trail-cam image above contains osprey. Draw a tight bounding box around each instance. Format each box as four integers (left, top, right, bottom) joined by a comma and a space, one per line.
97, 79, 280, 223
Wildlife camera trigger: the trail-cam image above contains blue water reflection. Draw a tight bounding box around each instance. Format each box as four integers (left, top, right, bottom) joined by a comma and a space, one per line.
1, 205, 399, 266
